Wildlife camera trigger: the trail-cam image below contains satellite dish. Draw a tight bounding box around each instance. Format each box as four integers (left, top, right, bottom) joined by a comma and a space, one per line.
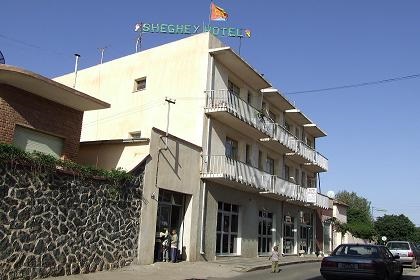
327, 191, 335, 199
0, 51, 5, 64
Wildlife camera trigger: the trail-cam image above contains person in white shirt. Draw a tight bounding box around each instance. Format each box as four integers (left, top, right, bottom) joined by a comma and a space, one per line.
268, 245, 280, 273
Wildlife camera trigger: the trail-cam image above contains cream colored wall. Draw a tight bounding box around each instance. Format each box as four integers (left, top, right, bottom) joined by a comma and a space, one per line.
138, 129, 202, 264
55, 33, 223, 170
78, 143, 150, 171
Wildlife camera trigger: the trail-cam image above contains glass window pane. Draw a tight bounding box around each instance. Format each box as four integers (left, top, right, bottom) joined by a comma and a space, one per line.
258, 221, 262, 235
224, 203, 231, 212
231, 214, 238, 233
262, 221, 267, 235
230, 235, 237, 254
222, 234, 229, 253
223, 215, 230, 232
217, 212, 222, 231
267, 238, 272, 253
218, 201, 223, 210
258, 237, 261, 252
262, 238, 266, 253
232, 204, 238, 213
216, 233, 221, 253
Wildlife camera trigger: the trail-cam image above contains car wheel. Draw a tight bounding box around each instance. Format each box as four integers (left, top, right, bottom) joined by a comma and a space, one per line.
412, 258, 417, 269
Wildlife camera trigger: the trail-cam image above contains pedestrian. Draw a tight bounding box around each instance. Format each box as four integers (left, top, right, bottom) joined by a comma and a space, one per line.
162, 228, 170, 262
170, 228, 178, 263
268, 245, 280, 273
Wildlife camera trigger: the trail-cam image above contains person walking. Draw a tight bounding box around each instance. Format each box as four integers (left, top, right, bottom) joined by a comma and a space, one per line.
170, 229, 178, 263
268, 245, 280, 273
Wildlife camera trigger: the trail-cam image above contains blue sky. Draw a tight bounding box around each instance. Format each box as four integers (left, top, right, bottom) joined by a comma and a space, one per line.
2, 1, 420, 225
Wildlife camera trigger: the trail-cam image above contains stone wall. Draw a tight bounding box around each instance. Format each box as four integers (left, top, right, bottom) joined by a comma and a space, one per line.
0, 162, 142, 280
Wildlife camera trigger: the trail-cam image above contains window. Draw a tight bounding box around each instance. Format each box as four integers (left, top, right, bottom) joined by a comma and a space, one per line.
225, 137, 238, 160
258, 211, 273, 255
301, 171, 306, 187
258, 150, 263, 170
134, 77, 146, 91
245, 144, 252, 165
129, 131, 141, 139
13, 125, 63, 158
285, 122, 291, 132
216, 202, 239, 255
247, 91, 252, 104
228, 80, 240, 96
283, 216, 295, 254
266, 157, 274, 175
285, 165, 290, 181
295, 168, 300, 185
268, 111, 276, 123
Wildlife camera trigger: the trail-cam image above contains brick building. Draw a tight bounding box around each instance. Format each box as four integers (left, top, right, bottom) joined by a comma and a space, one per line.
0, 64, 109, 161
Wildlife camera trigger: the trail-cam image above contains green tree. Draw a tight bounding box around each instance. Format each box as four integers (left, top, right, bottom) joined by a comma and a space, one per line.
374, 214, 416, 242
336, 191, 375, 239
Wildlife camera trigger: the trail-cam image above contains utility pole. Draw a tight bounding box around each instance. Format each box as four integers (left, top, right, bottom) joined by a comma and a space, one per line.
164, 97, 176, 149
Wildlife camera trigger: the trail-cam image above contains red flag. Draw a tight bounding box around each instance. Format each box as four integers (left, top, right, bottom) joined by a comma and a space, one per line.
210, 2, 228, 21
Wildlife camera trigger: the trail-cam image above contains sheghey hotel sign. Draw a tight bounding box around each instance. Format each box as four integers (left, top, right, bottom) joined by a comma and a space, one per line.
140, 23, 251, 38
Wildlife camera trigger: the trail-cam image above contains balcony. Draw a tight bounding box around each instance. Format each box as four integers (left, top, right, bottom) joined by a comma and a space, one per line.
287, 142, 328, 172
205, 90, 328, 172
205, 90, 297, 154
201, 155, 330, 209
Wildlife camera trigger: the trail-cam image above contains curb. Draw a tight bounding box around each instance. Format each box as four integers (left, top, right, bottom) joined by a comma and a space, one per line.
244, 259, 322, 272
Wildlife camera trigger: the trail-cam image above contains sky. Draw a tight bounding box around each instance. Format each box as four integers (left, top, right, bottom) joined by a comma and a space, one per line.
2, 1, 420, 225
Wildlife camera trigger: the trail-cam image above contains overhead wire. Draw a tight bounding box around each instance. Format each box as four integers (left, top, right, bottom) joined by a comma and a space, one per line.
285, 74, 420, 95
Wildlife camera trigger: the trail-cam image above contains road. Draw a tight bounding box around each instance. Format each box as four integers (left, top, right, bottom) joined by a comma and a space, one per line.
210, 262, 420, 280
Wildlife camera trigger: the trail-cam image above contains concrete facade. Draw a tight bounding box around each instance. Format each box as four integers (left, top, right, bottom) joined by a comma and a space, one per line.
54, 33, 334, 264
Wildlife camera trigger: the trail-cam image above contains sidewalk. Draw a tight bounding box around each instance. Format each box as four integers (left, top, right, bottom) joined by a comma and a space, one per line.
44, 255, 322, 280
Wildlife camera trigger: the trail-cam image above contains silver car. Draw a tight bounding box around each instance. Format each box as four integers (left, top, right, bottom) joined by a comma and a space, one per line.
386, 241, 419, 269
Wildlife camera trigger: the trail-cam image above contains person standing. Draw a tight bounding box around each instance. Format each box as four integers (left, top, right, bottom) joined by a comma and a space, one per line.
162, 228, 170, 262
268, 245, 280, 273
170, 229, 178, 263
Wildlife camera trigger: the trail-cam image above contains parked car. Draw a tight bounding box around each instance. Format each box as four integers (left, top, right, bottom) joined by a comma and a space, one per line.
320, 243, 403, 280
386, 241, 420, 269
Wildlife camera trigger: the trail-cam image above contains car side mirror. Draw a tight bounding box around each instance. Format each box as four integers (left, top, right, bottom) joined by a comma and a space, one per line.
393, 255, 400, 260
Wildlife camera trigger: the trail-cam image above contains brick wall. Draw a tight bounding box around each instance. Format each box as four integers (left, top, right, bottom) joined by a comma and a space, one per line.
0, 84, 83, 161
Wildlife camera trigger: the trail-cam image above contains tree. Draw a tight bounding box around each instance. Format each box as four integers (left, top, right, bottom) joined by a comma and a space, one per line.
375, 214, 416, 242
336, 191, 375, 240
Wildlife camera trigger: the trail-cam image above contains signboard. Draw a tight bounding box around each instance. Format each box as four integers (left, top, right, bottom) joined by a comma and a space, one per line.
139, 23, 251, 38
306, 188, 317, 204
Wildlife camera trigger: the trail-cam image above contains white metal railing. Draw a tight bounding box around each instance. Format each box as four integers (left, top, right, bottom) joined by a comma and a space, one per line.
260, 175, 304, 200
205, 90, 328, 170
202, 155, 306, 201
314, 152, 328, 171
205, 90, 298, 152
297, 141, 316, 162
316, 193, 332, 209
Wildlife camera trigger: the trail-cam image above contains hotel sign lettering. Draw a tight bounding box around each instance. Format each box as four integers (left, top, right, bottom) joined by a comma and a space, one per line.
141, 23, 248, 38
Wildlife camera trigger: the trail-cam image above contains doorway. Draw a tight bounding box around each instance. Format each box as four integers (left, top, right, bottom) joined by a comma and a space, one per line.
155, 189, 185, 261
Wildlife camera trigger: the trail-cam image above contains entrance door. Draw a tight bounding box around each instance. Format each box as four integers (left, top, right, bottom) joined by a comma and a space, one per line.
155, 190, 185, 261
258, 211, 273, 255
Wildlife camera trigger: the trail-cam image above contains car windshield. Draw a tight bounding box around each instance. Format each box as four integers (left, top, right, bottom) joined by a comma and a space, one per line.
387, 242, 409, 250
333, 245, 379, 257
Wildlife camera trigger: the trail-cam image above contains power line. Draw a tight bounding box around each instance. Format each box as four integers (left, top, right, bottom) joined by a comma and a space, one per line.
0, 33, 72, 58
285, 73, 420, 95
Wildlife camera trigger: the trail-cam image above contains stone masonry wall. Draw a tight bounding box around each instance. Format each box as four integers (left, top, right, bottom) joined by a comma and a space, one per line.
0, 162, 142, 280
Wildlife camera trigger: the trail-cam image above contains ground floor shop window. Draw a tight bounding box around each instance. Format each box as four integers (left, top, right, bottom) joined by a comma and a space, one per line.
299, 212, 313, 254
283, 215, 295, 254
216, 202, 239, 255
258, 211, 273, 255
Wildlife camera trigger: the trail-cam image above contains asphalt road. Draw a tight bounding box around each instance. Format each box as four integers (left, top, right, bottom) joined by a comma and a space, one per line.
210, 262, 420, 280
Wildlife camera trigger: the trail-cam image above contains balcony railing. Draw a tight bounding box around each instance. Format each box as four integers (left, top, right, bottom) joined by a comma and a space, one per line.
201, 155, 332, 209
205, 90, 298, 151
205, 90, 327, 170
